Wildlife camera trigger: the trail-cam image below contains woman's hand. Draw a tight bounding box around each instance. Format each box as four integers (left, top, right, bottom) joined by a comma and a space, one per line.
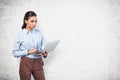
28, 49, 39, 54
41, 51, 48, 58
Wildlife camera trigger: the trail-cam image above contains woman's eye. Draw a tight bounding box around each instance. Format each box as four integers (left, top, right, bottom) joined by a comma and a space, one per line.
30, 20, 34, 23
30, 20, 37, 23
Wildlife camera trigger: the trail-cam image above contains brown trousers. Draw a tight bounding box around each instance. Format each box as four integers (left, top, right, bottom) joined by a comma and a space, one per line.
19, 57, 45, 80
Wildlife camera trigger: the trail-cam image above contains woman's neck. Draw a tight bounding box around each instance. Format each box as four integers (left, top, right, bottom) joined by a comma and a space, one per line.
26, 26, 33, 31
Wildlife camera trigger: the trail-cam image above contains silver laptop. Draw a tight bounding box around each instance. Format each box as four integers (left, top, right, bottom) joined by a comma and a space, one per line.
42, 40, 60, 53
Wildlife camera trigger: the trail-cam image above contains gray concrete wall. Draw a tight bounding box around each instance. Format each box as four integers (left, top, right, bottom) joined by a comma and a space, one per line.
0, 0, 120, 80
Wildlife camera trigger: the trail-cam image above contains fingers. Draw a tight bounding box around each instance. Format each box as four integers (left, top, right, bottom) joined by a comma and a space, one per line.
41, 51, 48, 58
45, 51, 48, 54
28, 49, 48, 58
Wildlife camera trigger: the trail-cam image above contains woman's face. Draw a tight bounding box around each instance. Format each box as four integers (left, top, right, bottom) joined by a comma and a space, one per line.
25, 16, 37, 30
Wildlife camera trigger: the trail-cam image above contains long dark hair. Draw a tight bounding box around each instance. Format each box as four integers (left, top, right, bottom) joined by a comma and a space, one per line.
21, 11, 37, 29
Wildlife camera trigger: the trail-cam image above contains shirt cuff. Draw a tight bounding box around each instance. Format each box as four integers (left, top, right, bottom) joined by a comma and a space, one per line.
23, 50, 29, 56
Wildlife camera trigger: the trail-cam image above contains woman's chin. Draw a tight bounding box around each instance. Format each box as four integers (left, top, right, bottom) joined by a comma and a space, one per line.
31, 26, 35, 29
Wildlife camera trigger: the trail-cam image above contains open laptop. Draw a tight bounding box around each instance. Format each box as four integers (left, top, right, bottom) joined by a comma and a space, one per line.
42, 40, 60, 53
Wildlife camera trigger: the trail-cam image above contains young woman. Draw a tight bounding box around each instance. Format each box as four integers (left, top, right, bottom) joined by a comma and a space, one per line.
12, 11, 48, 80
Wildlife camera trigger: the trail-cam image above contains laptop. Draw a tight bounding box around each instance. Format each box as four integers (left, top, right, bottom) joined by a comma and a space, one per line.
42, 40, 60, 53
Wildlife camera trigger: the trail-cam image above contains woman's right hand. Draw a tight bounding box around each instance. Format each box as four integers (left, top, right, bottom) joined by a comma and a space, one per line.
28, 49, 39, 54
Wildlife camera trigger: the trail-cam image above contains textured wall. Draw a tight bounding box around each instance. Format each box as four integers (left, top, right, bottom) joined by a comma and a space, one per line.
0, 0, 119, 80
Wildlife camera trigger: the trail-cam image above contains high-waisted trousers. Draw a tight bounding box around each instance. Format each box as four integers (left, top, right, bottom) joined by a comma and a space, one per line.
19, 57, 45, 80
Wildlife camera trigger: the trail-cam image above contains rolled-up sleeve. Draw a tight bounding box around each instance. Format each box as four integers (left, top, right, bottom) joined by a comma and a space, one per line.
12, 35, 28, 58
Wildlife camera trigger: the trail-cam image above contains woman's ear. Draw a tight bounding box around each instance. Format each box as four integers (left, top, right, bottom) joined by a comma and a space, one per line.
25, 20, 28, 24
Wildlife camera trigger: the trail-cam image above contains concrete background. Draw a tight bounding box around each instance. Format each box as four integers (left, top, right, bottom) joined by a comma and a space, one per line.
0, 0, 120, 80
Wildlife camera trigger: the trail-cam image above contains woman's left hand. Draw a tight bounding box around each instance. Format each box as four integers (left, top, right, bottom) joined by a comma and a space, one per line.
41, 51, 48, 58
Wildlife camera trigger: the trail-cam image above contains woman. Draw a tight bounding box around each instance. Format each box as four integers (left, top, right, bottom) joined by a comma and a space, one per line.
12, 11, 48, 80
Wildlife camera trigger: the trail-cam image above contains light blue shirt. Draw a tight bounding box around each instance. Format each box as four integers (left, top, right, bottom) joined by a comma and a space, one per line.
12, 28, 46, 59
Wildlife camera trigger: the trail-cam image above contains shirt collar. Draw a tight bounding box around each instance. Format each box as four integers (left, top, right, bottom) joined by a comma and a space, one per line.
23, 28, 36, 35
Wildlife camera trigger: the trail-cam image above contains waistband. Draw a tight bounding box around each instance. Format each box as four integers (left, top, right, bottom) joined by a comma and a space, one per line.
21, 56, 42, 60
